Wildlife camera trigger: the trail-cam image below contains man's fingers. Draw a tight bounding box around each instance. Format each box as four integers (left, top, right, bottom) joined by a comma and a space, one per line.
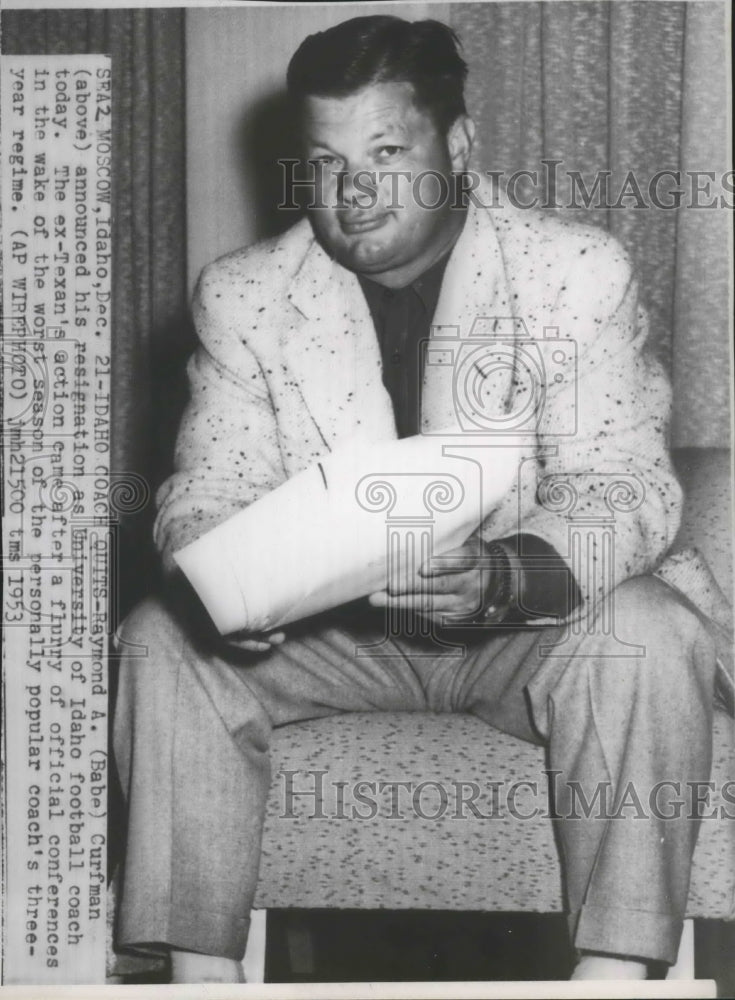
226, 630, 286, 652
368, 590, 467, 614
418, 540, 492, 578
386, 571, 474, 596
384, 545, 477, 592
419, 554, 477, 577
229, 639, 272, 652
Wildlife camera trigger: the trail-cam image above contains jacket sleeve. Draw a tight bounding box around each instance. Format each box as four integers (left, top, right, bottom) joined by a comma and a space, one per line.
154, 264, 286, 574
476, 237, 683, 617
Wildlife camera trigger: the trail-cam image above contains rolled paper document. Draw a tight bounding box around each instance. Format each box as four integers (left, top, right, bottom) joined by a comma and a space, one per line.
173, 432, 523, 635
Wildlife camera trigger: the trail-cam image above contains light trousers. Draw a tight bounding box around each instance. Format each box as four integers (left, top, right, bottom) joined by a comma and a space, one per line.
113, 575, 716, 965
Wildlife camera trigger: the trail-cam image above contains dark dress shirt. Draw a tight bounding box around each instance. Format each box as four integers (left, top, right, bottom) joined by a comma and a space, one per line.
358, 253, 449, 439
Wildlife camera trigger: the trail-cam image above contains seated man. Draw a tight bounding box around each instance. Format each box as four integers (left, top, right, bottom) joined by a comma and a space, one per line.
113, 15, 719, 983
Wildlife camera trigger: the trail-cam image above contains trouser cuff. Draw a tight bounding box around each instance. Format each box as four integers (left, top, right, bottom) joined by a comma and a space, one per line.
574, 903, 682, 965
118, 903, 250, 962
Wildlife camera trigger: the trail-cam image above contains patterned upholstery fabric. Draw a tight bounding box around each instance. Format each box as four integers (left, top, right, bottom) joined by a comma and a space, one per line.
254, 448, 734, 918
256, 712, 733, 918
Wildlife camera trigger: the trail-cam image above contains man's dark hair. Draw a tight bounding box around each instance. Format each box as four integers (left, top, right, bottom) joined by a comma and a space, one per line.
287, 16, 468, 133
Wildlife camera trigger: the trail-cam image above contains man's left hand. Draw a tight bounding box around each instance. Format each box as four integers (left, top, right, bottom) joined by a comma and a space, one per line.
368, 537, 495, 622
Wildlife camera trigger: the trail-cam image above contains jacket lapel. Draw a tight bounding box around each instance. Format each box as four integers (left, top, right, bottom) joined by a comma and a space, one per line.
285, 234, 396, 450
421, 193, 516, 434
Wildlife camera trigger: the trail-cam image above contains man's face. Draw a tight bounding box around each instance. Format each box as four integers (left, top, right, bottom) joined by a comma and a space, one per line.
302, 81, 472, 287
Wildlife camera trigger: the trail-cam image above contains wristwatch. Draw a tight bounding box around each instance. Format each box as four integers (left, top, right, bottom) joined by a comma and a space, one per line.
477, 540, 515, 624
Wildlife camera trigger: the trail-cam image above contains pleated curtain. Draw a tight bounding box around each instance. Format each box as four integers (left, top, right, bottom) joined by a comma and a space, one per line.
450, 1, 730, 447
2, 8, 189, 612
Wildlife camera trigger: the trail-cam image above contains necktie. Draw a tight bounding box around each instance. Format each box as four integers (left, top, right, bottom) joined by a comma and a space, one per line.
379, 284, 425, 439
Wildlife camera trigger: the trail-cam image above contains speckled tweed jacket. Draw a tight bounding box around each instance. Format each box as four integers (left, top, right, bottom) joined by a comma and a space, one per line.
154, 185, 729, 635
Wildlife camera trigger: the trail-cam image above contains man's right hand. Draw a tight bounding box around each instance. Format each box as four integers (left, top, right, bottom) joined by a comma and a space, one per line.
225, 630, 286, 654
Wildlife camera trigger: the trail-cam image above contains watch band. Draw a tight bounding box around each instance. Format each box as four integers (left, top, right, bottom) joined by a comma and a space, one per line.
478, 540, 514, 624
449, 540, 515, 626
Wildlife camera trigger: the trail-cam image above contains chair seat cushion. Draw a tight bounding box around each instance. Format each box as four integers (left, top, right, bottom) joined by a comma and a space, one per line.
255, 710, 734, 919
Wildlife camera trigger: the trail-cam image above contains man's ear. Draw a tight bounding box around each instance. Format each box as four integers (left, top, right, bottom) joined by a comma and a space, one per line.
448, 115, 475, 172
